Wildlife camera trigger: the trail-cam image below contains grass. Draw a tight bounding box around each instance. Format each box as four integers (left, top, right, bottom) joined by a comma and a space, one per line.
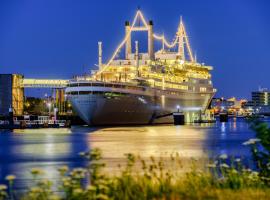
0, 148, 270, 200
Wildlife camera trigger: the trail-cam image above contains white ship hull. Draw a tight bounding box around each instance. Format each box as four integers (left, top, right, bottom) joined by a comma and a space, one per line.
66, 83, 214, 125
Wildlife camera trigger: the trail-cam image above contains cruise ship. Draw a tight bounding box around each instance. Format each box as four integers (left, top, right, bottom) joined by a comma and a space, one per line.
65, 10, 216, 125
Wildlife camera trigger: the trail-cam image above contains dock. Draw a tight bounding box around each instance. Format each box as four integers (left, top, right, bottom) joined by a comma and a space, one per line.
0, 119, 71, 129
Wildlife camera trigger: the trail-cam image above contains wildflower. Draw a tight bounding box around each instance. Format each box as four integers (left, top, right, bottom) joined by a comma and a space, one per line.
242, 138, 261, 145
0, 184, 7, 190
261, 177, 270, 181
30, 187, 42, 193
250, 171, 259, 176
219, 154, 228, 160
207, 163, 216, 168
248, 171, 259, 180
70, 168, 87, 179
58, 165, 69, 174
79, 152, 86, 157
220, 163, 229, 168
266, 163, 270, 170
96, 194, 109, 200
49, 195, 61, 200
38, 179, 52, 187
5, 175, 16, 181
73, 188, 83, 195
242, 168, 252, 173
86, 185, 96, 191
63, 180, 71, 187
31, 168, 44, 176
235, 158, 241, 162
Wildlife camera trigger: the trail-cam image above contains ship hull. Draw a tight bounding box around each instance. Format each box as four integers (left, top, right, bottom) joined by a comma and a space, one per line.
68, 91, 213, 125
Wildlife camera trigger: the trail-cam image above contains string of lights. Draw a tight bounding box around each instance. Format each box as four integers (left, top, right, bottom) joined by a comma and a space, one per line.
153, 34, 178, 48
96, 10, 194, 76
96, 10, 145, 75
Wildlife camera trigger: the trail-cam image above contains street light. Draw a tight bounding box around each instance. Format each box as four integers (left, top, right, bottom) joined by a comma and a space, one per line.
176, 105, 180, 112
47, 102, 52, 116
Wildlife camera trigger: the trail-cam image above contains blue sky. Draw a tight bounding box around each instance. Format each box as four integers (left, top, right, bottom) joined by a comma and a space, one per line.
0, 0, 270, 98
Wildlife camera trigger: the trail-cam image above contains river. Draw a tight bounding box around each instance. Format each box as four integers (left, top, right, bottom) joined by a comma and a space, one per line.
0, 119, 256, 190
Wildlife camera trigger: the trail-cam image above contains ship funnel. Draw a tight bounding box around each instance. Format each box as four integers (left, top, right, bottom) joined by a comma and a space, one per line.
148, 20, 154, 60
125, 21, 131, 59
135, 41, 139, 77
98, 41, 102, 69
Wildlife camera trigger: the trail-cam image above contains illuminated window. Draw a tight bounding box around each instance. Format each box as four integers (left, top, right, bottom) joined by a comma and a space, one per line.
200, 87, 207, 92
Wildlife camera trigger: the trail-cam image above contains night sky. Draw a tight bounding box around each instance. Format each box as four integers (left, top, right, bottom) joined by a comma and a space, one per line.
0, 0, 270, 98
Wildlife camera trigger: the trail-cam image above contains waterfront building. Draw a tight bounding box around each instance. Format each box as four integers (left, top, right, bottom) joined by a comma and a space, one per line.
241, 88, 270, 114
211, 97, 248, 115
251, 89, 270, 106
0, 74, 24, 116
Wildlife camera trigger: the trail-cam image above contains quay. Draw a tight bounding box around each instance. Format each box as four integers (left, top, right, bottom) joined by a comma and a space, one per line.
0, 119, 71, 129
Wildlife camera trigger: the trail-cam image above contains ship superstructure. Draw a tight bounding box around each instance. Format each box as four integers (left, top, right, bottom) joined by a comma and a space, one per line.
66, 10, 216, 125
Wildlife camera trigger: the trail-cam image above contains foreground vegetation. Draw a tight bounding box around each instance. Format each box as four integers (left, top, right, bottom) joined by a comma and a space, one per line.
1, 119, 270, 199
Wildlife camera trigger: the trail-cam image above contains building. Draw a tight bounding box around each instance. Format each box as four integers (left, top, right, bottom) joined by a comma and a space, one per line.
0, 74, 24, 116
251, 89, 270, 106
211, 97, 248, 115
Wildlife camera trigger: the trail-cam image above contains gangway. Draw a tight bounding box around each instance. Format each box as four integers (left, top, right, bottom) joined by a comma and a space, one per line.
21, 79, 68, 88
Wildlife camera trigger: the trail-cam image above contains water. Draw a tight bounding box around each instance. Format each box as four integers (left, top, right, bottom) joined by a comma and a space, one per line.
0, 119, 255, 190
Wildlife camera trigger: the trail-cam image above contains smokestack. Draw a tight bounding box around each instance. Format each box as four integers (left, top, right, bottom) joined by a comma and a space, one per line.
135, 41, 139, 77
148, 20, 154, 60
125, 21, 131, 59
98, 41, 102, 69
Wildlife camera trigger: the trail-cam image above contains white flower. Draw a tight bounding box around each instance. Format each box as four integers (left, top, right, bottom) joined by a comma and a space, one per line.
207, 163, 216, 168
73, 188, 83, 195
220, 163, 229, 168
78, 152, 86, 156
242, 168, 252, 173
30, 168, 44, 175
0, 184, 7, 190
248, 171, 259, 180
86, 185, 97, 191
242, 138, 261, 145
58, 165, 69, 174
235, 158, 241, 162
5, 175, 16, 181
30, 187, 42, 193
251, 171, 259, 176
219, 154, 228, 160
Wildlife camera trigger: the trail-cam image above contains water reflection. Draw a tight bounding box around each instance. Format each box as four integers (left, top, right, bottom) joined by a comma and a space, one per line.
0, 120, 255, 189
0, 127, 90, 189
89, 126, 208, 159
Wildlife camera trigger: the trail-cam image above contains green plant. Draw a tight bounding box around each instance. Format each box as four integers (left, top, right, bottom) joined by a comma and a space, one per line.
1, 148, 270, 200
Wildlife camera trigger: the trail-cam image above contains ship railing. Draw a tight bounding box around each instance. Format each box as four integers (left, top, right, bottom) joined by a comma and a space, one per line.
0, 120, 9, 125
14, 120, 67, 125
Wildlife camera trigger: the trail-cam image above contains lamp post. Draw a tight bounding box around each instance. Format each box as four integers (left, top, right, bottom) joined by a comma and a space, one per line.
176, 105, 180, 113
47, 102, 51, 116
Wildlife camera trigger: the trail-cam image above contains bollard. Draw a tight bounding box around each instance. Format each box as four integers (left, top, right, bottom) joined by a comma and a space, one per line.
220, 113, 228, 122
8, 107, 14, 129
173, 112, 185, 125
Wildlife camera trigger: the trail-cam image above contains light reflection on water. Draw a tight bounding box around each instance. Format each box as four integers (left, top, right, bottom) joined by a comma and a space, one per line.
0, 120, 255, 189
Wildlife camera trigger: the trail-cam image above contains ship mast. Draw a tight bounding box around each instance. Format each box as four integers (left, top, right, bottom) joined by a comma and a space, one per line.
96, 10, 196, 76
178, 16, 185, 61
